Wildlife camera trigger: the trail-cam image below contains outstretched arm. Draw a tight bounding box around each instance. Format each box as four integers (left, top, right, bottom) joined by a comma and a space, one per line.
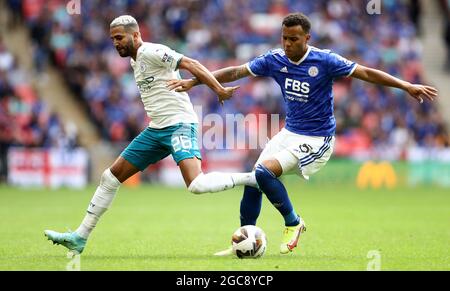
167, 64, 251, 100
191, 64, 252, 86
351, 65, 438, 103
177, 56, 240, 102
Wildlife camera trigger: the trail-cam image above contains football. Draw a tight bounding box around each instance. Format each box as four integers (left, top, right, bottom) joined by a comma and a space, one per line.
231, 225, 267, 259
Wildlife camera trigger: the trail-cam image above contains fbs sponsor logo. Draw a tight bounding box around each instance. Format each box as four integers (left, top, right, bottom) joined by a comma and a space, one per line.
284, 78, 310, 95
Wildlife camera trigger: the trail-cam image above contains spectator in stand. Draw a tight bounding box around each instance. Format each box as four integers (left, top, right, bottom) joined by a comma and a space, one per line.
409, 0, 422, 35
14, 0, 448, 163
0, 38, 78, 182
443, 0, 450, 73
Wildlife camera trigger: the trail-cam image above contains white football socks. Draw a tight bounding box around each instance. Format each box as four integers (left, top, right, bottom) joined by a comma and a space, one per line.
188, 171, 257, 194
231, 172, 257, 188
76, 168, 121, 239
76, 213, 100, 239
75, 169, 255, 237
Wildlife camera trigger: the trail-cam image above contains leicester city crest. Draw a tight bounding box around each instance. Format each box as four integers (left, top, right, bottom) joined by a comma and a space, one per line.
308, 66, 319, 77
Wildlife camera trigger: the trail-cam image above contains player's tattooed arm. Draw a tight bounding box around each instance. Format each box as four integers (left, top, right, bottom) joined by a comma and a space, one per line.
351, 64, 438, 104
199, 65, 252, 85
167, 64, 250, 93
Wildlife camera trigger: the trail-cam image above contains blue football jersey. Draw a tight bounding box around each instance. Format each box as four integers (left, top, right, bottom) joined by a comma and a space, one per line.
246, 46, 357, 137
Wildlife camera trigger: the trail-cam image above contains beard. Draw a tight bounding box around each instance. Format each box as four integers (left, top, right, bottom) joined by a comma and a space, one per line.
117, 47, 129, 57
116, 39, 134, 57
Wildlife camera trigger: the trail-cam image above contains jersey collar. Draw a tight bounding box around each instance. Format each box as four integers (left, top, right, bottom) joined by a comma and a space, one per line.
135, 43, 146, 60
130, 43, 146, 68
287, 45, 311, 65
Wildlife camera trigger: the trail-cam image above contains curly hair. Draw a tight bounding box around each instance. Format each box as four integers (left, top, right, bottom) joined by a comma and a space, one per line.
282, 13, 311, 34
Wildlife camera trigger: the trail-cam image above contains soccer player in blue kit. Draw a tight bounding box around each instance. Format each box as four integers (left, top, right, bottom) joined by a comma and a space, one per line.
167, 13, 438, 255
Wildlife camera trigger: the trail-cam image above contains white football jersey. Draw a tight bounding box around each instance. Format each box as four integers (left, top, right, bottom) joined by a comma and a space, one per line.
130, 42, 198, 128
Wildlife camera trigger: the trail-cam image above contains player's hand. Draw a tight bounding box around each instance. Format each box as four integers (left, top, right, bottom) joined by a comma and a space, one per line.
406, 84, 438, 104
217, 86, 240, 104
166, 79, 196, 92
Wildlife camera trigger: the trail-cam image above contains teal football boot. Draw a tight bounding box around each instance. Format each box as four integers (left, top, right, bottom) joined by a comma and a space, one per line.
44, 230, 87, 255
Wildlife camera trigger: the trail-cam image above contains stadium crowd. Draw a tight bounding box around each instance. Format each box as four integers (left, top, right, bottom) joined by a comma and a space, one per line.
0, 36, 78, 181
8, 0, 450, 164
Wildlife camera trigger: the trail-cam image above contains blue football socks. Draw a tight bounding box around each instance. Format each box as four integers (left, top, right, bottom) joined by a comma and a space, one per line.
240, 186, 263, 226
255, 164, 300, 226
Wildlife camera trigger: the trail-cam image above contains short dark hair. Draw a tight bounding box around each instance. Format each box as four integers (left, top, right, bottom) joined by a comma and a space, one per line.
282, 13, 311, 34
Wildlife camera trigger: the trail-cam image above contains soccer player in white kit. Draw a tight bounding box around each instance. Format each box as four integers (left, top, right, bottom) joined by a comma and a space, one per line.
44, 15, 257, 255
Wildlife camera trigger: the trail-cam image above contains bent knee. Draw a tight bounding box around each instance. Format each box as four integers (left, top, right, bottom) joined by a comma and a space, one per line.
257, 159, 283, 177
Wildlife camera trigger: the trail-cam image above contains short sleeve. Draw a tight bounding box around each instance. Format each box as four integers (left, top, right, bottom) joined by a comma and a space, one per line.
246, 52, 272, 77
327, 52, 357, 78
144, 45, 184, 71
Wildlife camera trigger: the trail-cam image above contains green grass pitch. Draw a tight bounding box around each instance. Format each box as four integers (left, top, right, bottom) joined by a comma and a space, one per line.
0, 178, 449, 270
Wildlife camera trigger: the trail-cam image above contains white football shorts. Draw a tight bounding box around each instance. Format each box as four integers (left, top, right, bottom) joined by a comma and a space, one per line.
255, 128, 335, 180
